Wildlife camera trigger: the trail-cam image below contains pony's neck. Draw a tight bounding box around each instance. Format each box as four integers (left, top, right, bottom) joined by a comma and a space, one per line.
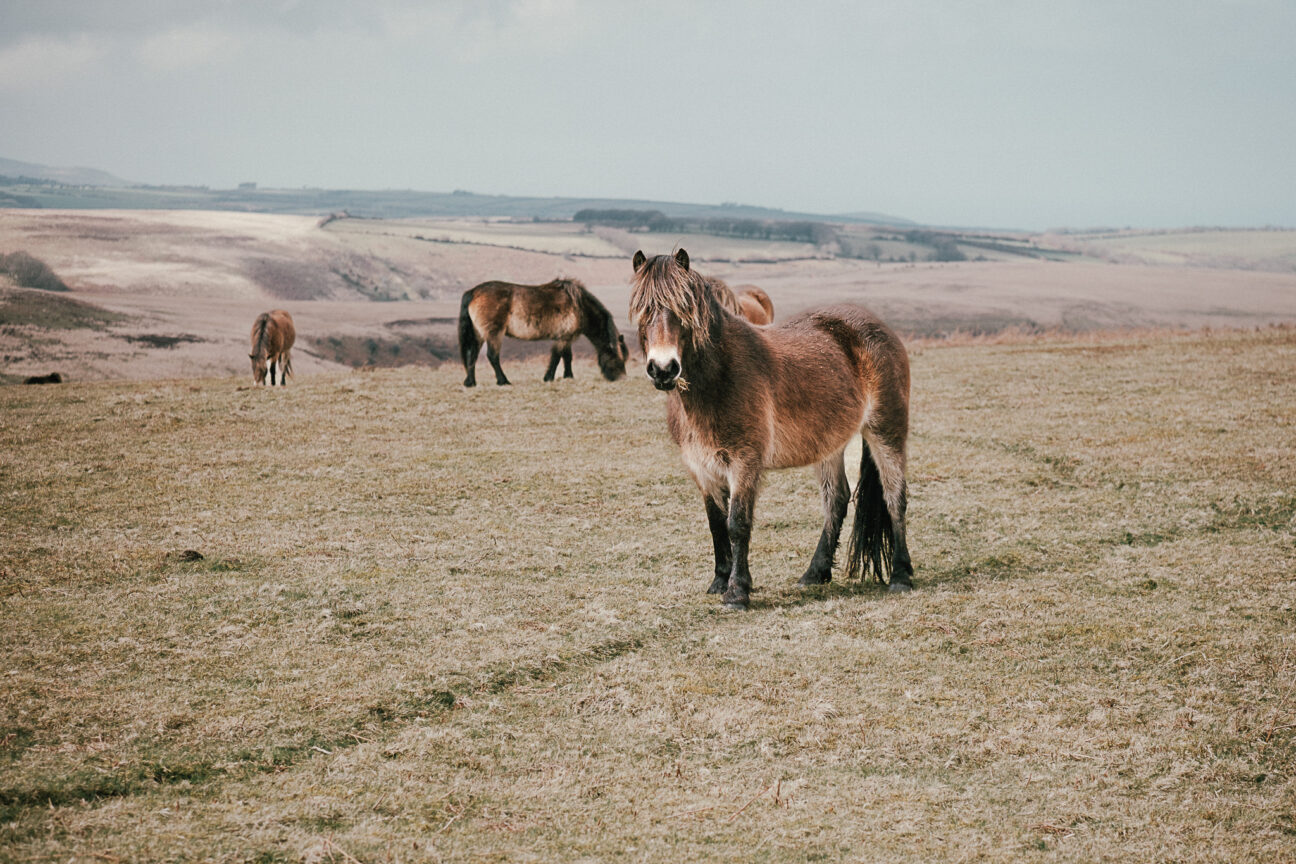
578, 289, 613, 350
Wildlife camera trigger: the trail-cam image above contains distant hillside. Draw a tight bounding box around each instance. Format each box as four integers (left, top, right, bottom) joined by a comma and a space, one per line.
0, 157, 131, 188
0, 156, 910, 226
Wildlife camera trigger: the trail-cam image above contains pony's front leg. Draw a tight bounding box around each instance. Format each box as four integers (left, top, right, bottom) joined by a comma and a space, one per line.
722, 472, 759, 609
799, 450, 851, 586
543, 344, 562, 382
267, 359, 277, 386
561, 345, 574, 379
704, 494, 732, 594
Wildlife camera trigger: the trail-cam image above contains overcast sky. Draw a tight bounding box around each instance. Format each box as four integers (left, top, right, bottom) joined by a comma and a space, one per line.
1, 0, 1293, 229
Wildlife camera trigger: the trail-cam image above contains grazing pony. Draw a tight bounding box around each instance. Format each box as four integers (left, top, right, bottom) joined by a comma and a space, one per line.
249, 309, 295, 386
459, 278, 628, 387
630, 249, 913, 609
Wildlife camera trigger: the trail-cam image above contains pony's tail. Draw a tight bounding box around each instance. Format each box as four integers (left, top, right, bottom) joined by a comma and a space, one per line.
845, 440, 894, 583
282, 351, 293, 380
457, 289, 479, 369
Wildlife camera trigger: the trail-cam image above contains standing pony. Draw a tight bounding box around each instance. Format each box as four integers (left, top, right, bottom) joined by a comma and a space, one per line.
249, 309, 295, 386
459, 278, 628, 387
630, 249, 913, 609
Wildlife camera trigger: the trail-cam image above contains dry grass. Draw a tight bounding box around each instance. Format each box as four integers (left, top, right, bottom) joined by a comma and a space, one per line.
2, 328, 1294, 862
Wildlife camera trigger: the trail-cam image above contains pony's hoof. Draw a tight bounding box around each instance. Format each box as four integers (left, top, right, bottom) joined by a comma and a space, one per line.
463, 379, 476, 388
721, 591, 749, 610
888, 579, 914, 593
797, 569, 831, 586
706, 576, 728, 594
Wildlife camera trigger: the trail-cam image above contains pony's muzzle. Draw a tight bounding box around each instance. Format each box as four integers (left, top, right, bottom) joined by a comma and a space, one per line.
646, 357, 681, 390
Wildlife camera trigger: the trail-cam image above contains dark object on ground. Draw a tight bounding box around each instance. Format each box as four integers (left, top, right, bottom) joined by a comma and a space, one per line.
23, 372, 63, 384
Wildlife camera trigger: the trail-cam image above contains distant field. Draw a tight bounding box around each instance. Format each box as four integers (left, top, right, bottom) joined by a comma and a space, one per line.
1047, 229, 1296, 271
2, 328, 1293, 862
3, 210, 1296, 384
328, 217, 628, 258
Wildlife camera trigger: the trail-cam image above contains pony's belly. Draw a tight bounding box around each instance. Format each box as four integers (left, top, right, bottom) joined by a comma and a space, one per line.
507, 310, 578, 341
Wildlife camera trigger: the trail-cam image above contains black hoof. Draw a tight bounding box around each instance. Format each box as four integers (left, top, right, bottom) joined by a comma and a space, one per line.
706, 576, 728, 595
496, 380, 511, 386
798, 569, 831, 586
464, 377, 476, 387
721, 590, 749, 610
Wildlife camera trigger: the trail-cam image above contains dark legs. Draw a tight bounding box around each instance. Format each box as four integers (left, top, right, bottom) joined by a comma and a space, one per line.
886, 478, 915, 591
704, 495, 732, 595
720, 479, 757, 609
544, 344, 561, 382
486, 337, 509, 385
699, 471, 758, 609
543, 342, 575, 382
463, 342, 481, 387
863, 432, 915, 592
798, 450, 851, 586
267, 359, 277, 386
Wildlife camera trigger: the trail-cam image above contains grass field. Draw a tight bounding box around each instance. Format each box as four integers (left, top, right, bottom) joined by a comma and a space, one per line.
2, 328, 1294, 862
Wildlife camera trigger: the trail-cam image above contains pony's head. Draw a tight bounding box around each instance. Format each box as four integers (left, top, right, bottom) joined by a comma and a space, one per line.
576, 284, 628, 382
595, 318, 628, 382
249, 351, 268, 385
629, 248, 716, 391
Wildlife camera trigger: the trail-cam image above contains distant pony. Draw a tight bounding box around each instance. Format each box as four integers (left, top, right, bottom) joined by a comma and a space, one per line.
698, 275, 775, 325
630, 249, 913, 609
249, 309, 295, 386
734, 285, 775, 325
458, 278, 628, 386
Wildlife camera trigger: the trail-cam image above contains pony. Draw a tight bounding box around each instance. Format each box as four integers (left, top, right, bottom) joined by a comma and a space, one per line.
734, 285, 775, 325
630, 249, 913, 609
698, 275, 775, 325
249, 309, 295, 386
458, 278, 629, 387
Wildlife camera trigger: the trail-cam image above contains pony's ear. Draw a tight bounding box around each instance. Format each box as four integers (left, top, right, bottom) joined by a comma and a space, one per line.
248, 353, 255, 359
632, 250, 646, 272
674, 248, 690, 271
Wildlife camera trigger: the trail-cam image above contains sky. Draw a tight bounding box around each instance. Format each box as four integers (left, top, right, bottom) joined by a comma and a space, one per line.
1, 0, 1294, 229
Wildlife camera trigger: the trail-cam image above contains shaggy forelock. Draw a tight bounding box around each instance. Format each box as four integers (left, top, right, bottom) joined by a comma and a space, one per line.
629, 255, 717, 347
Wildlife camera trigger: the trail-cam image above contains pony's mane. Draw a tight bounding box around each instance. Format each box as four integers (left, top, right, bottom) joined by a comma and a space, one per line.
629, 255, 721, 348
700, 275, 742, 317
251, 313, 271, 360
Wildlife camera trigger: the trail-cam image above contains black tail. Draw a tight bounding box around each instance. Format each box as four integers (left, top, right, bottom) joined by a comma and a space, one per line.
457, 289, 479, 370
845, 440, 894, 583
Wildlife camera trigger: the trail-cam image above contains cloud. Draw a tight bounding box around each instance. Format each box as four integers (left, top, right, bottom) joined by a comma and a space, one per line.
135, 25, 240, 72
0, 34, 109, 91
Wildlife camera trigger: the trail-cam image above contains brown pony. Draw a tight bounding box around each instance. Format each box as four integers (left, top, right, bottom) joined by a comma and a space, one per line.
698, 275, 775, 325
459, 278, 628, 387
630, 249, 912, 609
249, 309, 295, 386
734, 285, 775, 325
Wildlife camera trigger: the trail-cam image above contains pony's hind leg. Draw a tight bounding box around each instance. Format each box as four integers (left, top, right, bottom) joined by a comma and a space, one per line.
561, 344, 574, 379
704, 494, 732, 595
865, 432, 914, 591
798, 448, 851, 586
486, 335, 510, 385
